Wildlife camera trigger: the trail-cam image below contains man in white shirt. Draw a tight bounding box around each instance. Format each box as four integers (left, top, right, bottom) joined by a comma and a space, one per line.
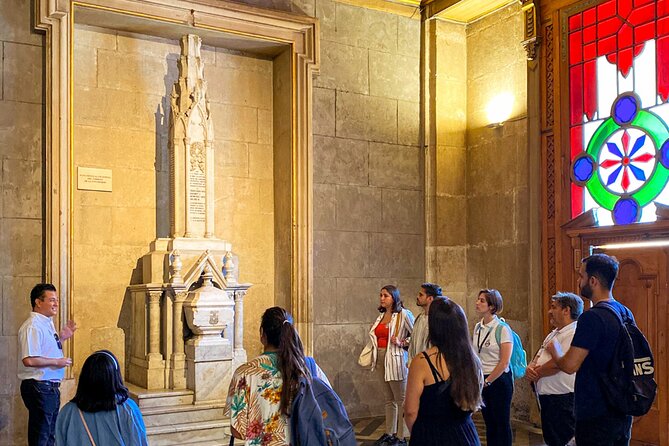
407, 283, 442, 360
18, 283, 76, 446
525, 291, 583, 446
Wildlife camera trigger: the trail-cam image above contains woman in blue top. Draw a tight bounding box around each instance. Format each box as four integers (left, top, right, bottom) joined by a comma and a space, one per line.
56, 350, 148, 446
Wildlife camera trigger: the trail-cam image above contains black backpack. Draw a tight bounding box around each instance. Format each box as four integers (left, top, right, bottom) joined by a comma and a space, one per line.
594, 301, 657, 416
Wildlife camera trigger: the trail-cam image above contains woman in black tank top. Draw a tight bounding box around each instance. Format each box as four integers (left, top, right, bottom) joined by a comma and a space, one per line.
405, 298, 483, 446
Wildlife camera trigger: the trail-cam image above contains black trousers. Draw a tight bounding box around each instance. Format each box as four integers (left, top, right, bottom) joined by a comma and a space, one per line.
538, 393, 575, 446
20, 379, 60, 446
575, 413, 632, 446
481, 371, 513, 446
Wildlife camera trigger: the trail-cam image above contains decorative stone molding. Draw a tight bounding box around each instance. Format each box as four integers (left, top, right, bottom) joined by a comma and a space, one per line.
520, 0, 540, 61
35, 0, 320, 355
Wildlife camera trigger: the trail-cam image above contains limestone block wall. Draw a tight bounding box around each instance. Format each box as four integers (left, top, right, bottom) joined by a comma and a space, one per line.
428, 3, 533, 421
0, 1, 44, 443
310, 0, 424, 418
429, 20, 468, 308
72, 25, 274, 372
465, 3, 531, 420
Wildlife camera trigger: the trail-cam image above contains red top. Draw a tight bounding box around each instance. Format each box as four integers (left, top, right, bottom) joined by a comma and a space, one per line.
375, 323, 389, 348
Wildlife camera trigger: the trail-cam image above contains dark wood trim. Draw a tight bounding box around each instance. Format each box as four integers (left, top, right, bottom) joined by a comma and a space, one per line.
538, 1, 668, 443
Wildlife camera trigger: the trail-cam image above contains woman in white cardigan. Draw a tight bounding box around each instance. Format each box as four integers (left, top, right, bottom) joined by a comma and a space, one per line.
368, 285, 415, 446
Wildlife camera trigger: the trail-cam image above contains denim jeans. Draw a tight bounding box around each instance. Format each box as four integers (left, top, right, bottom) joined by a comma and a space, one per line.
538, 393, 575, 446
20, 379, 61, 446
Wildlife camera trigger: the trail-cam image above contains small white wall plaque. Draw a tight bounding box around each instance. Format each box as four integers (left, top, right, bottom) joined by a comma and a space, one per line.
77, 166, 112, 192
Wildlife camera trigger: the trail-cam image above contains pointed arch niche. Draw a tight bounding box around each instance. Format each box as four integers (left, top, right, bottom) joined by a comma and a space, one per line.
35, 0, 319, 363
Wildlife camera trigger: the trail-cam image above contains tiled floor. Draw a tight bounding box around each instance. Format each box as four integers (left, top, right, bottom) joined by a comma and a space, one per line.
353, 414, 546, 446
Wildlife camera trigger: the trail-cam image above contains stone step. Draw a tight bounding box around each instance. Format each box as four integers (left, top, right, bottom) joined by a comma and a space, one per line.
147, 419, 230, 446
127, 384, 195, 409
142, 402, 227, 427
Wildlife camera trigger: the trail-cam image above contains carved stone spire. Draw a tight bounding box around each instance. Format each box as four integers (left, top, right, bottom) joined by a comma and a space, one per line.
170, 34, 215, 239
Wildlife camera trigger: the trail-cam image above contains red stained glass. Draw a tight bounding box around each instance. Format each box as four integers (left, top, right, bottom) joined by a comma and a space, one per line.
660, 0, 669, 17
571, 125, 583, 159
658, 36, 669, 101
599, 17, 622, 38
598, 0, 617, 19
584, 42, 597, 60
570, 32, 583, 64
571, 185, 584, 219
583, 60, 597, 120
598, 35, 617, 55
584, 25, 597, 44
570, 126, 584, 219
617, 47, 635, 76
568, 0, 669, 220
629, 3, 656, 25
570, 13, 582, 31
570, 65, 584, 125
583, 7, 597, 27
619, 23, 634, 48
619, 0, 633, 18
635, 22, 655, 43
659, 16, 669, 35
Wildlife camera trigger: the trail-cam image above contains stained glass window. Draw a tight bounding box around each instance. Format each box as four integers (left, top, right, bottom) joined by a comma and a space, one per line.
568, 0, 669, 225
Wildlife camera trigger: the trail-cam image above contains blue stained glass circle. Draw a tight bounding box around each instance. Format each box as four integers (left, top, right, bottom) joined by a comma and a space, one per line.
613, 95, 638, 125
573, 156, 595, 182
661, 139, 669, 169
612, 198, 640, 225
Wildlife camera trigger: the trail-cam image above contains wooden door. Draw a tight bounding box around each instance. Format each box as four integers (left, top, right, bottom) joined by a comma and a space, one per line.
598, 247, 668, 446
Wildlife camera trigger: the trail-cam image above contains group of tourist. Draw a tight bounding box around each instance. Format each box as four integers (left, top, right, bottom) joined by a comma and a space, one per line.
363, 253, 635, 446
17, 253, 637, 446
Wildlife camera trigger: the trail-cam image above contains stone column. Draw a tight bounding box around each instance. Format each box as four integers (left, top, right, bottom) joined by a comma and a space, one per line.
147, 290, 164, 360
233, 290, 246, 352
171, 291, 187, 389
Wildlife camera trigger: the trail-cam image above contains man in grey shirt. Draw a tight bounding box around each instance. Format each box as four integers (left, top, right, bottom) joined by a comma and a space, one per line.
407, 283, 442, 360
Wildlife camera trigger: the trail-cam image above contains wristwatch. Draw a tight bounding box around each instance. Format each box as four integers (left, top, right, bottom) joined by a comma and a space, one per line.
484, 380, 491, 387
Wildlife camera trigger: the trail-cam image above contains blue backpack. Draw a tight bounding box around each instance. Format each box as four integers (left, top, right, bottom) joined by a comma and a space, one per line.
290, 357, 356, 446
494, 320, 527, 379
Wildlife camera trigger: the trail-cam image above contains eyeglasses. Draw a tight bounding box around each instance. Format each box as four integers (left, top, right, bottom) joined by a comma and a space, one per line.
54, 333, 62, 350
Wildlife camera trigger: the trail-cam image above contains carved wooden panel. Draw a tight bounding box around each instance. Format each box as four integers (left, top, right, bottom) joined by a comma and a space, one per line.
545, 24, 554, 128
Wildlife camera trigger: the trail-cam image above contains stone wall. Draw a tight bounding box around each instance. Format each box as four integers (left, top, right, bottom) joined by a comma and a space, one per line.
465, 3, 531, 420
0, 1, 44, 443
72, 25, 275, 370
428, 3, 533, 421
310, 0, 424, 419
428, 19, 468, 309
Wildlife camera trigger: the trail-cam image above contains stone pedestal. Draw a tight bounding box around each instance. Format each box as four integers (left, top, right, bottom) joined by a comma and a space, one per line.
184, 266, 234, 403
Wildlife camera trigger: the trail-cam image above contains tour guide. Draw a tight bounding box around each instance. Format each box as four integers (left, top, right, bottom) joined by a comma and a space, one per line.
18, 283, 77, 446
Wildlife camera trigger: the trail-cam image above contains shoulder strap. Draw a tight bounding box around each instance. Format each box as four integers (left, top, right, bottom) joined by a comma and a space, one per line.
593, 301, 626, 325
78, 409, 97, 446
422, 352, 443, 382
304, 356, 317, 378
495, 321, 505, 344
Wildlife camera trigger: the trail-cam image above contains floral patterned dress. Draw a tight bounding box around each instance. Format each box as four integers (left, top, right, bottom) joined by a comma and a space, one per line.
226, 353, 289, 446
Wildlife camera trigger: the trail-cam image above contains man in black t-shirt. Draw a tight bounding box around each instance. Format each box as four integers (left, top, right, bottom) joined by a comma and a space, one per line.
547, 253, 633, 446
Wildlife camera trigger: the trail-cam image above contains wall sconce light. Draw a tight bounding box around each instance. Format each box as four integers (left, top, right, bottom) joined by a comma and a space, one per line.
486, 92, 514, 128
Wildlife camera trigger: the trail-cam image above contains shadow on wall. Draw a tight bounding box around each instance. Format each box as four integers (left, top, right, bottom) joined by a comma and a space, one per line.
118, 258, 143, 380
155, 54, 179, 239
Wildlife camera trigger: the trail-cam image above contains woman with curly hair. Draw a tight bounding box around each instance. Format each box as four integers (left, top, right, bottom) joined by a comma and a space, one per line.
367, 285, 414, 446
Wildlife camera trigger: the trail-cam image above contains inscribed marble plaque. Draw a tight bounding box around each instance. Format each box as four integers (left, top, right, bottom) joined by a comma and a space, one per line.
77, 166, 112, 192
